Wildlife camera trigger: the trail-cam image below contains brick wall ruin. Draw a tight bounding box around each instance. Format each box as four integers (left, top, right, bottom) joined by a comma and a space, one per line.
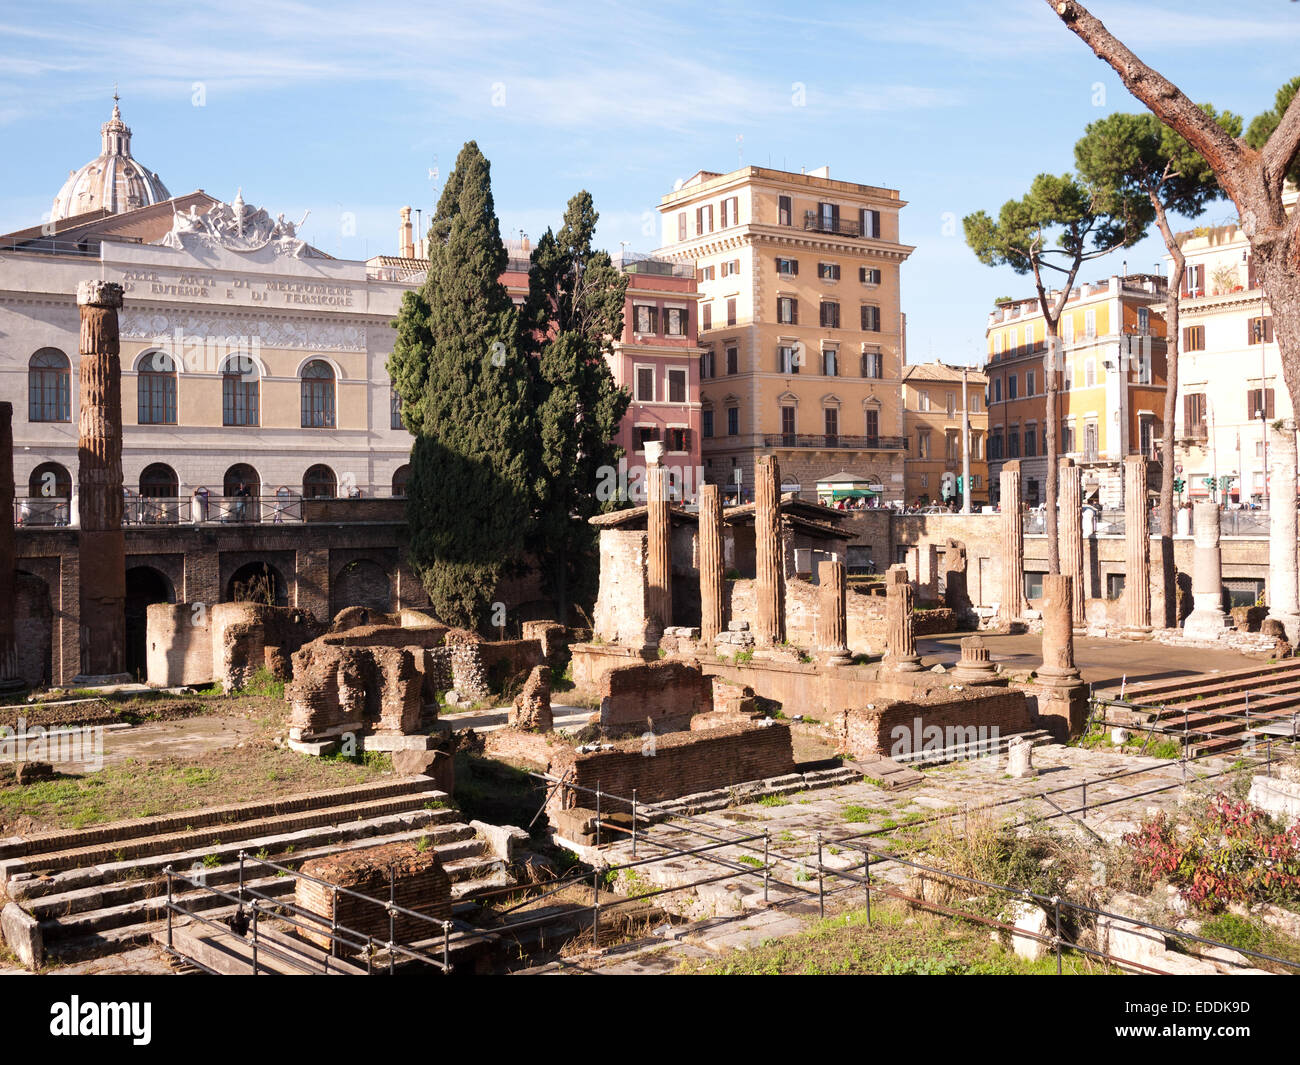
287, 641, 423, 742
829, 687, 1033, 761
597, 659, 713, 733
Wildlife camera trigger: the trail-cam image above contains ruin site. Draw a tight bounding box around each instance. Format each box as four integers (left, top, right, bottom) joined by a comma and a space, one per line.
3, 327, 1300, 979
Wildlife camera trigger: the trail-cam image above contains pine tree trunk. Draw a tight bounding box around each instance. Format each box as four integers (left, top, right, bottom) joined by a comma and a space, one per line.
1154, 197, 1185, 630
1044, 327, 1060, 575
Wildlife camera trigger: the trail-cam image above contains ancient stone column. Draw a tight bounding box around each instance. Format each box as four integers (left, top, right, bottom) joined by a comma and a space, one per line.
75, 279, 129, 681
998, 459, 1027, 622
951, 634, 998, 685
815, 560, 850, 665
883, 564, 921, 672
0, 402, 21, 690
1267, 419, 1300, 643
645, 448, 672, 641
1183, 502, 1231, 639
1058, 457, 1085, 626
1037, 573, 1081, 688
1123, 455, 1151, 633
754, 454, 785, 646
698, 483, 725, 642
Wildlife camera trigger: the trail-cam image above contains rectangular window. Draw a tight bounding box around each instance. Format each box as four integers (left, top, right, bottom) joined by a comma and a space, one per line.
727, 407, 739, 436
727, 299, 737, 326
1247, 316, 1275, 345
865, 408, 879, 440
721, 259, 740, 277
823, 348, 838, 377
818, 262, 841, 281
819, 201, 839, 231
860, 305, 881, 332
720, 198, 730, 229
918, 391, 931, 412
695, 204, 713, 235
699, 264, 715, 281
664, 307, 687, 336
1007, 374, 1018, 400
778, 195, 792, 226
634, 305, 658, 334
945, 431, 958, 460
1106, 573, 1126, 601
668, 369, 686, 404
1061, 421, 1074, 453
1024, 425, 1036, 457
993, 377, 1002, 403
720, 196, 738, 228
970, 392, 981, 413
635, 426, 659, 450
387, 387, 401, 431
776, 257, 799, 276
1025, 571, 1045, 601
777, 297, 798, 325
726, 346, 738, 375
1025, 370, 1035, 396
1183, 263, 1205, 297
820, 302, 840, 328
667, 427, 690, 452
138, 374, 177, 425
1007, 428, 1020, 458
1182, 325, 1205, 351
702, 304, 712, 331
781, 406, 796, 442
859, 267, 881, 284
917, 429, 930, 459
824, 407, 838, 443
861, 350, 882, 378
702, 409, 714, 438
1084, 309, 1097, 338
778, 345, 800, 374
1246, 388, 1276, 419
860, 208, 881, 238
677, 213, 687, 241
992, 333, 1003, 356
635, 366, 654, 402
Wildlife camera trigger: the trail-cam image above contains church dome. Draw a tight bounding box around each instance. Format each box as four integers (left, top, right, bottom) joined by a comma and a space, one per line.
50, 98, 171, 221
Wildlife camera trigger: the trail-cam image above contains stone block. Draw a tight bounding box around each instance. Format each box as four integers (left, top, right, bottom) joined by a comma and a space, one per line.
1, 902, 42, 969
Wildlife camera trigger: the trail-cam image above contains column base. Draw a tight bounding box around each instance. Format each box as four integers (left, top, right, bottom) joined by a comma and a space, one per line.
1182, 610, 1233, 641
885, 656, 923, 673
822, 650, 852, 668
1119, 627, 1153, 641
950, 666, 999, 685
1035, 666, 1083, 689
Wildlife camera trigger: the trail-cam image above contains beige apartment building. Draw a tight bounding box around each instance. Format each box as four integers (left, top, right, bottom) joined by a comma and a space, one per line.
901, 362, 988, 507
655, 165, 913, 504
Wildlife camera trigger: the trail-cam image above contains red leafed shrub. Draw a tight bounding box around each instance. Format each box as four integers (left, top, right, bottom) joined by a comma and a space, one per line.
1124, 793, 1300, 912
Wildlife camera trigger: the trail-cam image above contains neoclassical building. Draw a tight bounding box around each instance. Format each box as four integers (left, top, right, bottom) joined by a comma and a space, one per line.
1, 101, 414, 522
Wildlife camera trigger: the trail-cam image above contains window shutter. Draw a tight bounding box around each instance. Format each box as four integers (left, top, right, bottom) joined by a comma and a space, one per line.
792, 299, 798, 325
792, 259, 799, 276
1266, 317, 1275, 343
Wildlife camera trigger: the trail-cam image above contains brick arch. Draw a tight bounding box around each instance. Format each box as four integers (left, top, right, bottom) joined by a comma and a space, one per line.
330, 557, 393, 617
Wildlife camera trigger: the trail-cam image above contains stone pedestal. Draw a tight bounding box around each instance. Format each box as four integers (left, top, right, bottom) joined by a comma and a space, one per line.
0, 402, 21, 691
645, 450, 672, 643
1267, 420, 1300, 644
1183, 502, 1231, 639
1058, 458, 1085, 627
73, 280, 130, 684
815, 560, 850, 665
1037, 574, 1082, 689
951, 635, 998, 685
698, 483, 725, 642
883, 564, 921, 672
1122, 455, 1151, 635
998, 460, 1027, 623
1007, 736, 1033, 778
754, 455, 785, 647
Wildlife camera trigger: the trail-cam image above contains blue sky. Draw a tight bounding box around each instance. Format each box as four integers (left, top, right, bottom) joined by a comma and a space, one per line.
1, 0, 1297, 364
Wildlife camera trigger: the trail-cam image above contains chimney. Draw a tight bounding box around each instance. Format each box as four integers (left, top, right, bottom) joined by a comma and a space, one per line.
521, 234, 530, 253
399, 206, 414, 259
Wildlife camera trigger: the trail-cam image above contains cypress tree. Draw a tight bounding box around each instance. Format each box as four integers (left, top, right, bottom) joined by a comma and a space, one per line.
522, 191, 630, 621
388, 142, 533, 628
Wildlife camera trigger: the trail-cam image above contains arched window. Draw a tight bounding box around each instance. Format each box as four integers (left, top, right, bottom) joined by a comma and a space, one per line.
28, 349, 71, 423
223, 463, 261, 498
137, 351, 178, 425
391, 464, 410, 497
300, 360, 335, 428
28, 462, 72, 499
139, 463, 178, 497
302, 464, 337, 499
222, 356, 260, 427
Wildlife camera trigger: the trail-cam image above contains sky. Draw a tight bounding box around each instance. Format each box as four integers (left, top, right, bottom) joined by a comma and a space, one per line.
1, 0, 1297, 365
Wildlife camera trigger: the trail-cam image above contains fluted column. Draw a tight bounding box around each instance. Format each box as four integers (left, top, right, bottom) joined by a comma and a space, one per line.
1037, 574, 1081, 688
1058, 457, 1085, 626
1267, 419, 1300, 642
883, 564, 921, 672
75, 279, 128, 680
0, 402, 20, 689
646, 448, 672, 641
698, 483, 725, 642
754, 454, 784, 646
1123, 455, 1151, 632
1184, 502, 1230, 639
999, 459, 1026, 622
816, 560, 850, 665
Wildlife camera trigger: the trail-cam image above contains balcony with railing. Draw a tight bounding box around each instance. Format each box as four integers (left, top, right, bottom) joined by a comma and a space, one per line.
763, 433, 906, 451
802, 211, 863, 238
14, 493, 308, 527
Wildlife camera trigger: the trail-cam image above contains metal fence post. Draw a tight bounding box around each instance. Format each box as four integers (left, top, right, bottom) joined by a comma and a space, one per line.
330, 885, 339, 959
250, 901, 259, 975
863, 850, 871, 925
444, 921, 451, 975
631, 788, 637, 858
817, 833, 825, 920
1081, 778, 1087, 819
238, 849, 246, 903
595, 780, 601, 848
592, 868, 601, 947
763, 829, 770, 903
389, 863, 397, 971
165, 867, 174, 949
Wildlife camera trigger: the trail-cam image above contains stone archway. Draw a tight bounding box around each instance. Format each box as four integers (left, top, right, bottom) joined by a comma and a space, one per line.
125, 566, 175, 681
226, 561, 288, 607
331, 558, 392, 617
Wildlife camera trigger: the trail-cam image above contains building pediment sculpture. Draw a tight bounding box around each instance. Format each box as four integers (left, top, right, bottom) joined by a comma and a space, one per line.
160, 190, 319, 257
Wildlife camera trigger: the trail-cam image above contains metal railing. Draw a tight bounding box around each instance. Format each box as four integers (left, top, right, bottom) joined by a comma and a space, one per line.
13, 497, 72, 526
14, 493, 308, 527
802, 212, 863, 238
763, 433, 905, 451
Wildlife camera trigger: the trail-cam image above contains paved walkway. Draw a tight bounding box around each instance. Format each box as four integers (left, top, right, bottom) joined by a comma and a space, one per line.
918, 632, 1262, 689
445, 704, 594, 733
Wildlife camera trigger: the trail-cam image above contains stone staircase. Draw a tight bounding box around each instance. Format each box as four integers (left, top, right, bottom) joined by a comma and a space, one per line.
0, 775, 509, 969
1100, 660, 1300, 756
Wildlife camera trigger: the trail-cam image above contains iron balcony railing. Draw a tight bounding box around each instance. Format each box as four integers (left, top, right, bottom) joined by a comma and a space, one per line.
14, 493, 306, 527
763, 433, 906, 451
802, 211, 863, 237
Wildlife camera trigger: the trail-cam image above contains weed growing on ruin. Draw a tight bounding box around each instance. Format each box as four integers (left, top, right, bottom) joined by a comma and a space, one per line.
238, 667, 285, 700
756, 794, 787, 807
203, 853, 221, 868
841, 805, 877, 824
736, 855, 764, 869
415, 836, 431, 853
735, 650, 754, 664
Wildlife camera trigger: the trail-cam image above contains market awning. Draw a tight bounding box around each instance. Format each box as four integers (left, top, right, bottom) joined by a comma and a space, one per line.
827, 488, 876, 499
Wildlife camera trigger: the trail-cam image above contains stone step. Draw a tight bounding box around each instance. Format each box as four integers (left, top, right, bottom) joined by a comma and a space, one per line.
0, 775, 442, 862
888, 728, 1054, 767
23, 819, 479, 919
158, 920, 369, 975
1142, 685, 1300, 722
1117, 661, 1300, 704
1, 789, 455, 881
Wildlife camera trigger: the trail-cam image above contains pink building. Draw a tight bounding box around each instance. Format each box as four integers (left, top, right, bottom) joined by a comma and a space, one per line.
607, 256, 704, 502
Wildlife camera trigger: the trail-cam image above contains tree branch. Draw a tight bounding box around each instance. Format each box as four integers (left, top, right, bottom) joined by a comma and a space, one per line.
1262, 90, 1300, 192
1046, 1, 1246, 199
